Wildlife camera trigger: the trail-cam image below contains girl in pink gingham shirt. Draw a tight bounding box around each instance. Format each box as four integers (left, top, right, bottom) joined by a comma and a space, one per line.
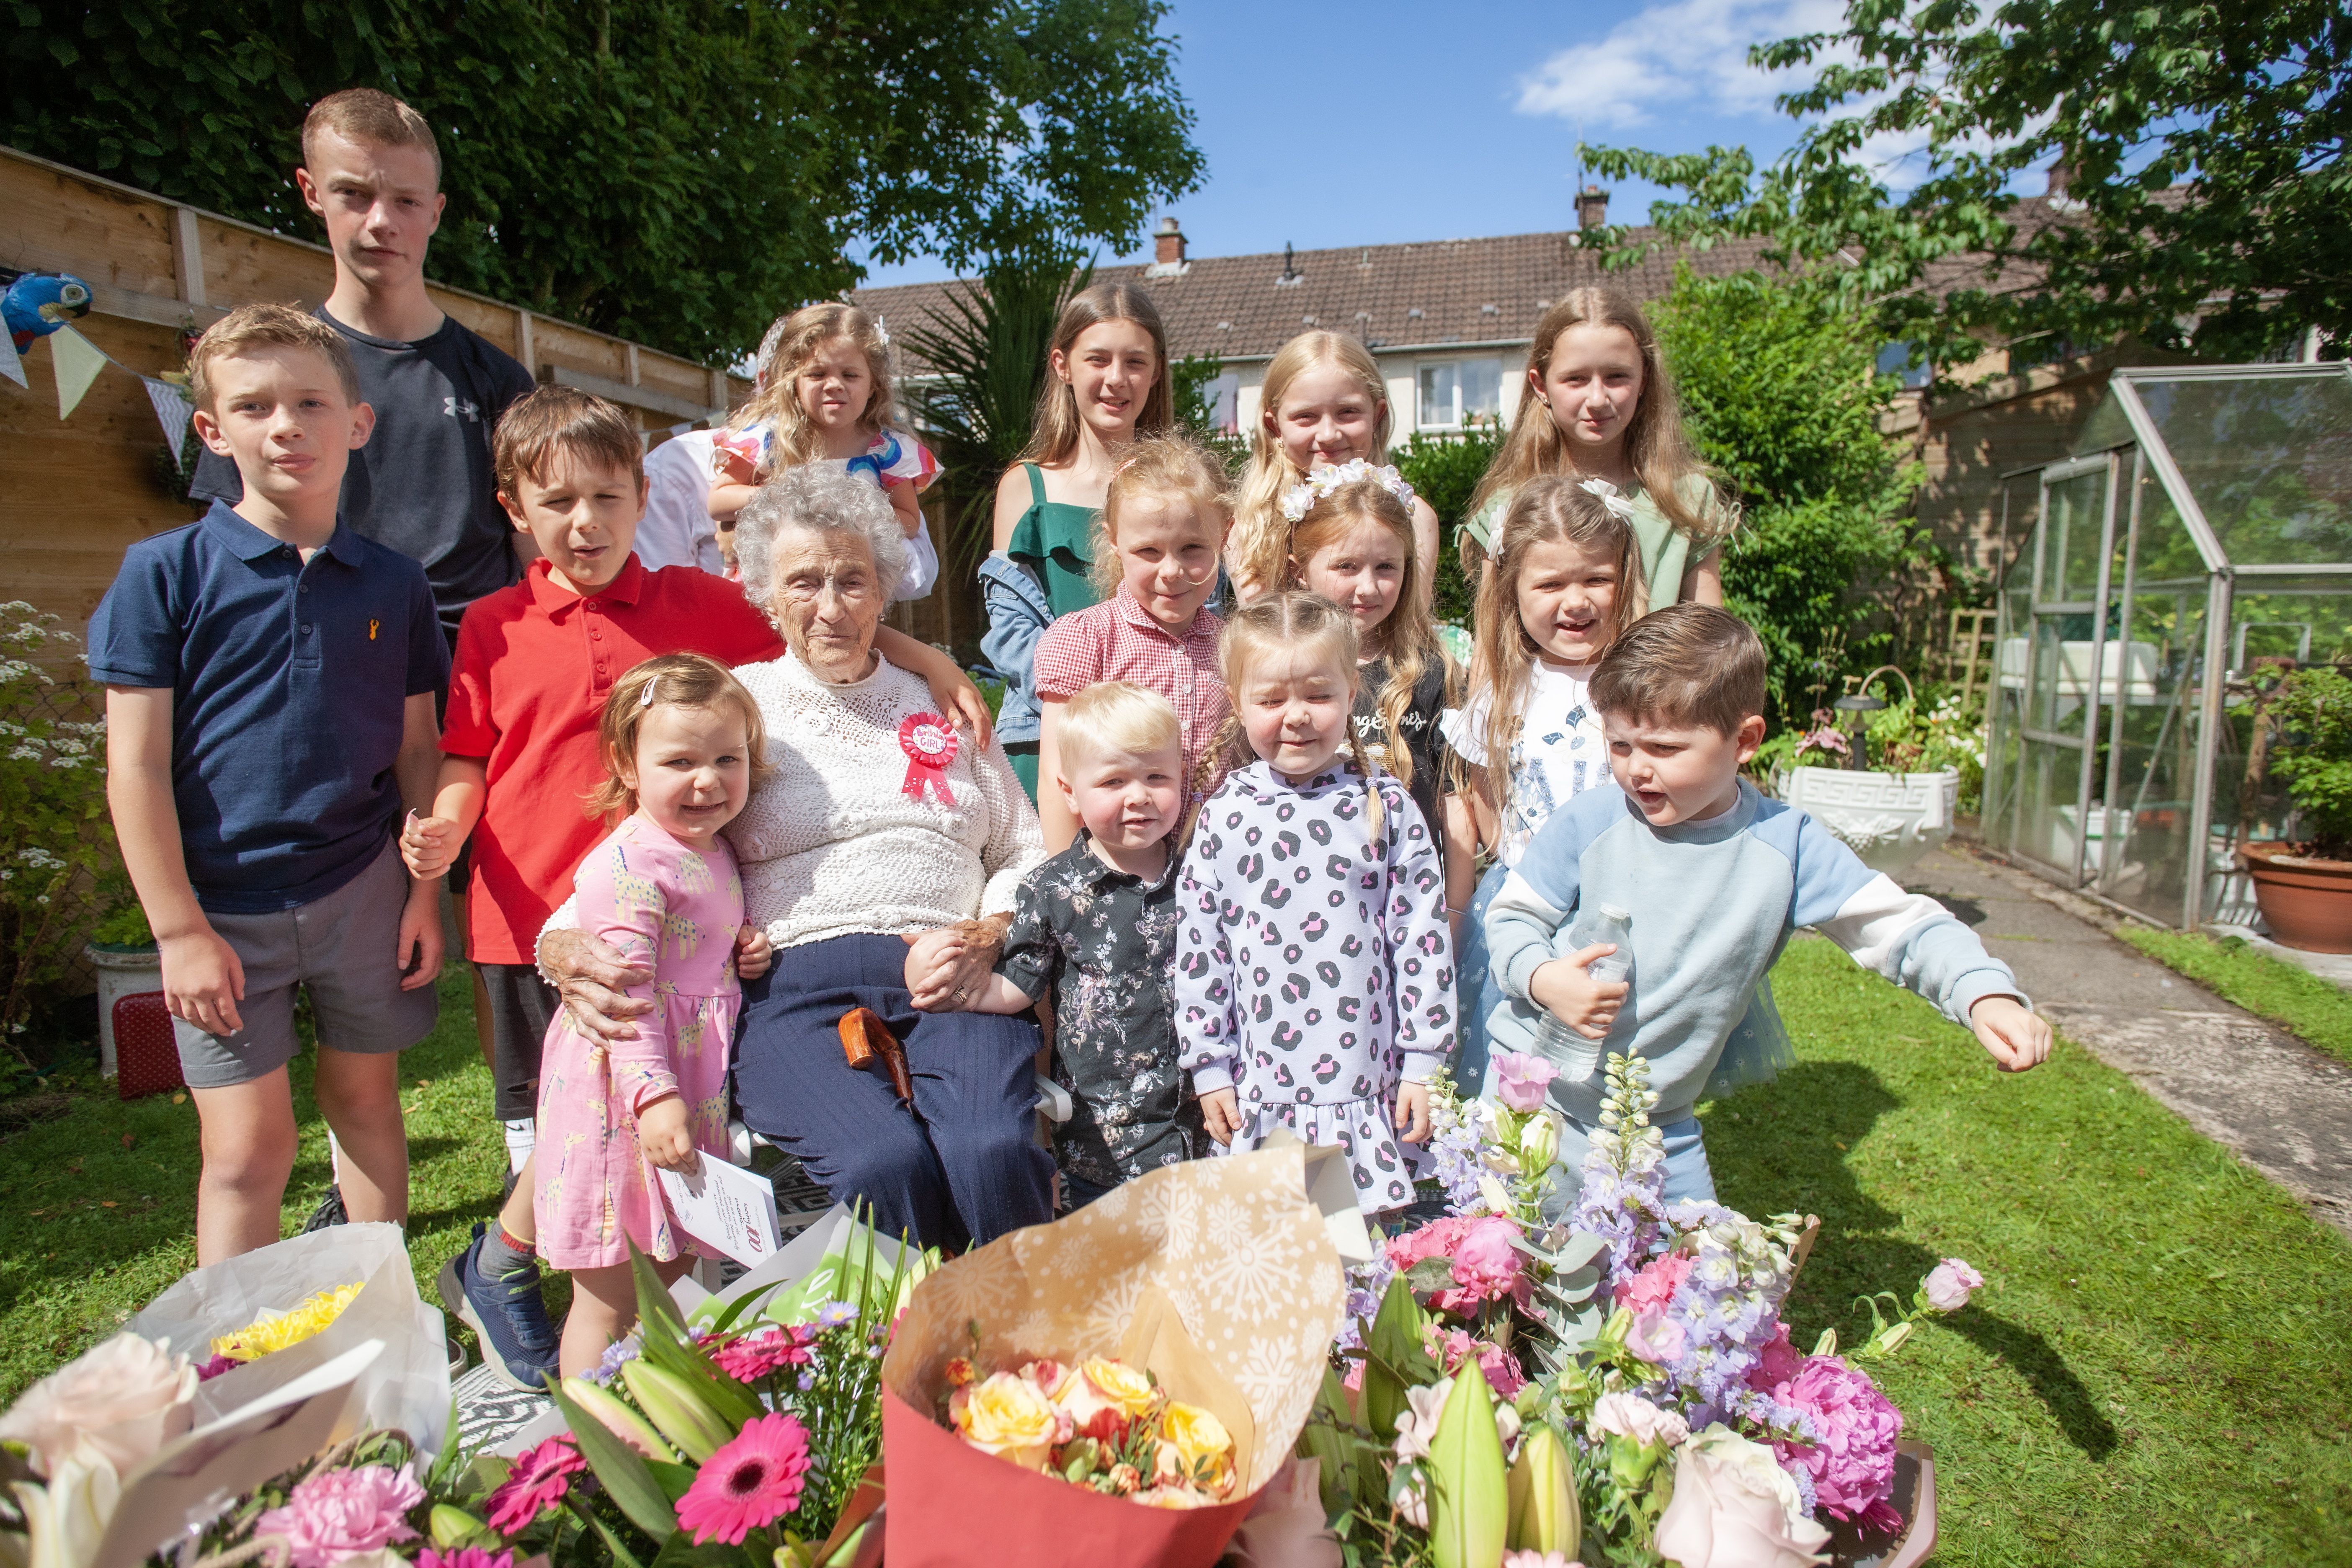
1033, 436, 1235, 851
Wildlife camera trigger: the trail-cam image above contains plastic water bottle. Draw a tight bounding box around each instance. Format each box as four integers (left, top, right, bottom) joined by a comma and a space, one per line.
1528, 903, 1632, 1085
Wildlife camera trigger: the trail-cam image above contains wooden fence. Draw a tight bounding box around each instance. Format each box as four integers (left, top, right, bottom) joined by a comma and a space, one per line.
0, 143, 754, 640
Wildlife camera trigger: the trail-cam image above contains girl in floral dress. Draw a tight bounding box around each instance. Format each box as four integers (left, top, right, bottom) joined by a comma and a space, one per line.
1173, 593, 1455, 1215
536, 654, 774, 1376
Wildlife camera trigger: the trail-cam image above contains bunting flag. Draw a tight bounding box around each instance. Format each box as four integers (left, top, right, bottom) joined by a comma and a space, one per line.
49, 324, 109, 419
0, 330, 22, 391
143, 377, 194, 467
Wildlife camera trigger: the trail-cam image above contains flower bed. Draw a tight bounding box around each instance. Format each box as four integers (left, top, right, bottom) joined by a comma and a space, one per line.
1, 1057, 1986, 1568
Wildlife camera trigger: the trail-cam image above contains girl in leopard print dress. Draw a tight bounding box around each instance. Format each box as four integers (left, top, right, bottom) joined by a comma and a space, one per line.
1173, 593, 1455, 1214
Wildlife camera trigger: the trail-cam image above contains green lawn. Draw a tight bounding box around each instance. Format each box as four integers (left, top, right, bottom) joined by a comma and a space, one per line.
2112, 925, 2352, 1069
0, 965, 513, 1403
1710, 936, 2352, 1567
3, 940, 2349, 1565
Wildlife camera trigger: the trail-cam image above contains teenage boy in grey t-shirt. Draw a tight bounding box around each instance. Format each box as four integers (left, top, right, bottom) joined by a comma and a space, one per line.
1485, 605, 2052, 1203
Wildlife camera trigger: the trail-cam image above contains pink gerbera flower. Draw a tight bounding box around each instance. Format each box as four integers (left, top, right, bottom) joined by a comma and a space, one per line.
677, 1412, 813, 1545
709, 1324, 817, 1384
419, 1550, 516, 1568
483, 1435, 588, 1534
252, 1465, 422, 1568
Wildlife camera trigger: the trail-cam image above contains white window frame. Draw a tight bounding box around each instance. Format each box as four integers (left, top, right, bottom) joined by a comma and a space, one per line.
1417, 357, 1503, 430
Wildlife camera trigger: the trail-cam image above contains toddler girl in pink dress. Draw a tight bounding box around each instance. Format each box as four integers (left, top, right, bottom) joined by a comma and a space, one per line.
536, 652, 775, 1375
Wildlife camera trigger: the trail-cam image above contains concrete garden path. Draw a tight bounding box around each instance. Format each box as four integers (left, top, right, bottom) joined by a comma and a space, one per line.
1900, 841, 2352, 1238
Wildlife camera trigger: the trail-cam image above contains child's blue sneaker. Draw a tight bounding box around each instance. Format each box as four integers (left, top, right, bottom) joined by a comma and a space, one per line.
443, 1221, 558, 1392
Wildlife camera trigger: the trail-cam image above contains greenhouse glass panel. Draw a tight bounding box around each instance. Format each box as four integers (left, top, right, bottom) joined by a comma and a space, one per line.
2128, 370, 2352, 567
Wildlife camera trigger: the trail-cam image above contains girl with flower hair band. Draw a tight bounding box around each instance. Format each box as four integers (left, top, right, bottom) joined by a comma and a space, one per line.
1226, 330, 1441, 606
1275, 462, 1473, 908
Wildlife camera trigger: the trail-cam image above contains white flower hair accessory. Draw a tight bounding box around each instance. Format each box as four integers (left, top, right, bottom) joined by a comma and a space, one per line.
1280, 459, 1418, 522
1579, 476, 1638, 521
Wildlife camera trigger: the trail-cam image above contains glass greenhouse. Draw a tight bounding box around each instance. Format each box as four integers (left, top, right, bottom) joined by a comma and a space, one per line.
1983, 362, 2352, 928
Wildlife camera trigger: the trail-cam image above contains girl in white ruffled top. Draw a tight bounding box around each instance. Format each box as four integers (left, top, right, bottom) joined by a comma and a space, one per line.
1173, 592, 1455, 1214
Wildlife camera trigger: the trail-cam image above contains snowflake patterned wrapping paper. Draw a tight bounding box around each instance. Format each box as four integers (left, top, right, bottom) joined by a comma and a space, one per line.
879, 1143, 1353, 1568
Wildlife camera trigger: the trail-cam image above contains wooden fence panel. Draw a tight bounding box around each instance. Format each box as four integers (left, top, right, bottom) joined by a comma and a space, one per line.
0, 144, 752, 638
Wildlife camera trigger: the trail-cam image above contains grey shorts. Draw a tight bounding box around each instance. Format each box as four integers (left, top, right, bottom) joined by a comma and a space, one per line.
174, 837, 439, 1088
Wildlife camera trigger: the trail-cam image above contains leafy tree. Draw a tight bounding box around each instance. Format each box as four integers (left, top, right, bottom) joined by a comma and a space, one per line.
3, 0, 1203, 363
1649, 269, 1934, 721
901, 247, 1091, 579
1586, 0, 2348, 367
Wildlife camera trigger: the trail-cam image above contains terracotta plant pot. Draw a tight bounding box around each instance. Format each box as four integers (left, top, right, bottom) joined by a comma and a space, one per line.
2242, 841, 2352, 953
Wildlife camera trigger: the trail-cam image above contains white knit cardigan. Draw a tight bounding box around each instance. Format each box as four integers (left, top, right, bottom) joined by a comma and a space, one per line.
725, 651, 1045, 950
540, 650, 1045, 958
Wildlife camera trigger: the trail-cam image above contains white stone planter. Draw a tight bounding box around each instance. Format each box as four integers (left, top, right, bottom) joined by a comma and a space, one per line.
86, 943, 162, 1079
1777, 766, 1960, 879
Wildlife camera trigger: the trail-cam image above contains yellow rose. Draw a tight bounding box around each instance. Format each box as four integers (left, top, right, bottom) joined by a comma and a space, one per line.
951, 1371, 1065, 1471
1152, 1401, 1236, 1497
1055, 1357, 1161, 1433
1132, 1485, 1210, 1510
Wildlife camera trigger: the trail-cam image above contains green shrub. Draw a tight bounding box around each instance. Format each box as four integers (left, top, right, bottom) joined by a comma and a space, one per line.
1393, 420, 1504, 626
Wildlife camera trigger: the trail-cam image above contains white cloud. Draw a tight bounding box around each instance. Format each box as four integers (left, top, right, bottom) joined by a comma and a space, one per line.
1515, 0, 1848, 134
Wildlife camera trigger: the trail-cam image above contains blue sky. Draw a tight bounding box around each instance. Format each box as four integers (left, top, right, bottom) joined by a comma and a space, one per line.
859, 0, 1860, 286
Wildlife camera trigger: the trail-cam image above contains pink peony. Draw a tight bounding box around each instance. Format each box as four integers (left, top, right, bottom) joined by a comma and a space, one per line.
483, 1436, 587, 1535
1492, 1052, 1558, 1113
709, 1324, 816, 1383
252, 1465, 423, 1568
1747, 1322, 1804, 1391
1612, 1252, 1692, 1316
1385, 1215, 1531, 1316
1761, 1355, 1903, 1528
1923, 1258, 1984, 1313
676, 1413, 812, 1545
1625, 1310, 1687, 1366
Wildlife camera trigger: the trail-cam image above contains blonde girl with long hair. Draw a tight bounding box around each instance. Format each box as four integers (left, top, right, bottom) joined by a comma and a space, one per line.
708, 303, 943, 598
1443, 476, 1645, 1091
1277, 464, 1476, 921
1227, 330, 1439, 606
1173, 592, 1452, 1217
1460, 287, 1731, 607
981, 282, 1177, 800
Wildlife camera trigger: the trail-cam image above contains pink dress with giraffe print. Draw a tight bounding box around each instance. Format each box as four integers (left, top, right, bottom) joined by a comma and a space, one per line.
534, 814, 741, 1270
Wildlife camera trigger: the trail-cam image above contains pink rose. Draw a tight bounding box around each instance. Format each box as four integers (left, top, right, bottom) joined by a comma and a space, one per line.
1653, 1425, 1830, 1568
0, 1333, 198, 1478
1493, 1052, 1558, 1113
1625, 1310, 1687, 1366
1588, 1390, 1689, 1450
1445, 1216, 1533, 1313
1923, 1258, 1984, 1313
1612, 1252, 1691, 1316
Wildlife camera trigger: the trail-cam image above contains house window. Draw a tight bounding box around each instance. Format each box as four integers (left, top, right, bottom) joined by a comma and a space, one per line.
1875, 342, 1932, 389
1418, 358, 1502, 429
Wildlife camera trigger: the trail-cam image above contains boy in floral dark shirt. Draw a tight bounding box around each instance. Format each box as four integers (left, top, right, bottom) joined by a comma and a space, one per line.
974, 683, 1203, 1206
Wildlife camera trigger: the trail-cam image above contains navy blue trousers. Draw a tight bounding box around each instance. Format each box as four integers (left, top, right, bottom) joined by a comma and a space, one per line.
731, 934, 1054, 1251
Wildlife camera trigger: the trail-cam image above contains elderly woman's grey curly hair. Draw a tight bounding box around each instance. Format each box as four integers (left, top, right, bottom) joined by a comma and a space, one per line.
733, 465, 910, 616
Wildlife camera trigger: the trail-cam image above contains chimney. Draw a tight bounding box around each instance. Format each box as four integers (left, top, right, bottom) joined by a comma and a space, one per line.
1154, 216, 1186, 266
1576, 184, 1609, 230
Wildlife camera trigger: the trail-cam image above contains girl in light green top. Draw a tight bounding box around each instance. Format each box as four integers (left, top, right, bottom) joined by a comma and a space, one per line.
1460, 287, 1733, 608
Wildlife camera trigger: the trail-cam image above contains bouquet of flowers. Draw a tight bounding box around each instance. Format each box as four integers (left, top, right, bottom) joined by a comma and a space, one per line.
1305, 1052, 1979, 1567
940, 1352, 1238, 1507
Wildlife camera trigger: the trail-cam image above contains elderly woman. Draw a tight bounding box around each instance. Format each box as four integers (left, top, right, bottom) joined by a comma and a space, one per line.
544, 466, 1052, 1249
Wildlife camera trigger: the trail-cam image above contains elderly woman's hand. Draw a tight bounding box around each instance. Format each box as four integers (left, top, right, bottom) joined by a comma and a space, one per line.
903, 914, 1011, 1011
541, 928, 655, 1042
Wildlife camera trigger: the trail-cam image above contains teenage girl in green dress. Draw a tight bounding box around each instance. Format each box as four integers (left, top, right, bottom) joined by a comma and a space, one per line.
1457, 286, 1733, 611
978, 283, 1177, 799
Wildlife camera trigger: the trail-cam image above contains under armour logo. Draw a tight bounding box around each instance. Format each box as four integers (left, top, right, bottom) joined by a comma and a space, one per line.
369, 619, 380, 640
444, 396, 480, 421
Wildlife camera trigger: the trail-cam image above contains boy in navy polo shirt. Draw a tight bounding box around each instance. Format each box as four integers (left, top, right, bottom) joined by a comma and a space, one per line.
94, 304, 448, 1264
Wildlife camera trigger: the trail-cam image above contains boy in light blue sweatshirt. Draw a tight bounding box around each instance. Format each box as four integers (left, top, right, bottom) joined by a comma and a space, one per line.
1486, 604, 2051, 1204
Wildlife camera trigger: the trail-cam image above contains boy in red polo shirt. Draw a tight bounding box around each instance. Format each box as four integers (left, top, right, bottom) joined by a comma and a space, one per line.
401, 385, 987, 1387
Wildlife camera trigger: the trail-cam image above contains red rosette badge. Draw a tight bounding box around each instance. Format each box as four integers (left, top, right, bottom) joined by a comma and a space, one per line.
898, 713, 959, 806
